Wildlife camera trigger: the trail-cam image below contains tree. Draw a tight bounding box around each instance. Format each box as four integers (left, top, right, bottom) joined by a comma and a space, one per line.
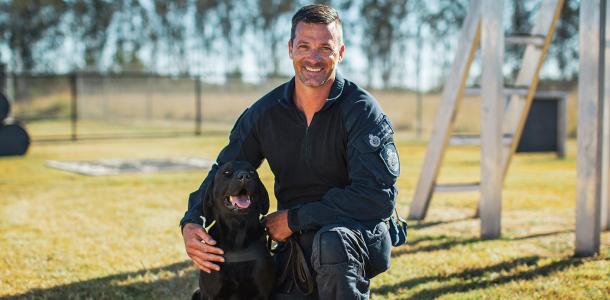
152, 0, 189, 73
0, 0, 67, 71
70, 0, 117, 71
548, 0, 579, 80
359, 0, 409, 88
255, 0, 294, 76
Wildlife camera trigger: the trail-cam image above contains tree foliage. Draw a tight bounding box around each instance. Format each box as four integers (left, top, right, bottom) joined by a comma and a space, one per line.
0, 0, 581, 87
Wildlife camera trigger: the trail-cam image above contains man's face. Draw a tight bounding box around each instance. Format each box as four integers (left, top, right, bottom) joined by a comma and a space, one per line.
289, 21, 345, 88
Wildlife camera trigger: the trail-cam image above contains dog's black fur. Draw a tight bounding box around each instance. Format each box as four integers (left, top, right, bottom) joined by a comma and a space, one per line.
196, 161, 275, 300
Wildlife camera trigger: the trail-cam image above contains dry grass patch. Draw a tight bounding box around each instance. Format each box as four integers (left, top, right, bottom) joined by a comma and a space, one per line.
0, 135, 608, 299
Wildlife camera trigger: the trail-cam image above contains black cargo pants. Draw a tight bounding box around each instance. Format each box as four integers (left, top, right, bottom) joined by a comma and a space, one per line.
273, 220, 392, 300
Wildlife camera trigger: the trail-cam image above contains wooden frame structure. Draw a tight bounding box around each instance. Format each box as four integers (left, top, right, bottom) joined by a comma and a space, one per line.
408, 0, 565, 240
408, 0, 609, 256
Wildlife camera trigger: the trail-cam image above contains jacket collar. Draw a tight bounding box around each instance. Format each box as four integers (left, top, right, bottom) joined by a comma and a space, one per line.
280, 71, 345, 110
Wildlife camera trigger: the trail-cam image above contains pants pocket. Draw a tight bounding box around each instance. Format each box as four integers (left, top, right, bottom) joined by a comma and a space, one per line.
363, 221, 392, 278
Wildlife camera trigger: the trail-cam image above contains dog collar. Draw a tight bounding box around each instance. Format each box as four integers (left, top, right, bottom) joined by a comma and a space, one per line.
223, 239, 271, 263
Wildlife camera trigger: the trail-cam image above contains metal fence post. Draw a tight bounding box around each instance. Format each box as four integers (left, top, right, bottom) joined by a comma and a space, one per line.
416, 26, 423, 140
70, 73, 78, 141
0, 63, 6, 94
195, 76, 202, 136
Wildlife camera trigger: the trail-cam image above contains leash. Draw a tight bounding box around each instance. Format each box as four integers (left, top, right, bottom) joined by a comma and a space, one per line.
260, 216, 314, 295
272, 236, 315, 296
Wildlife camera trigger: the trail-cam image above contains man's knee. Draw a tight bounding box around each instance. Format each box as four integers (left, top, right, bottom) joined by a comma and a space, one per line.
311, 225, 370, 299
318, 231, 347, 265
312, 225, 366, 270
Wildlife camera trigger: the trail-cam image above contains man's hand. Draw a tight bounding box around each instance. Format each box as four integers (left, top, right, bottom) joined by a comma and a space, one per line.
182, 223, 225, 273
265, 210, 293, 242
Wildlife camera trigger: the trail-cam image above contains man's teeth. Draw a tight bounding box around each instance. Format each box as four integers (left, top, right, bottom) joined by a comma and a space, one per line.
305, 66, 321, 72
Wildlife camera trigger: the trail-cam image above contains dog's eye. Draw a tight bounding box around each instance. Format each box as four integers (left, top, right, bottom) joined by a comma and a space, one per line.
223, 169, 233, 177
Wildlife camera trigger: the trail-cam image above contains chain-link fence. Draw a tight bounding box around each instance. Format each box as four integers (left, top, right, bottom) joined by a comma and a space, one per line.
0, 70, 578, 143
2, 72, 293, 141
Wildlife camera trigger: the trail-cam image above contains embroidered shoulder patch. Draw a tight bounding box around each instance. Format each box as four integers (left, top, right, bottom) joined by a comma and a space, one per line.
382, 143, 400, 176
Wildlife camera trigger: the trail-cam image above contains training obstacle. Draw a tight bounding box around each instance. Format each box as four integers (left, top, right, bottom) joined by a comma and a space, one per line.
0, 92, 30, 156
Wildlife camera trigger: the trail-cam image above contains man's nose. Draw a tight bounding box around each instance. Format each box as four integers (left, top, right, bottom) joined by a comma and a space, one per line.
306, 49, 322, 61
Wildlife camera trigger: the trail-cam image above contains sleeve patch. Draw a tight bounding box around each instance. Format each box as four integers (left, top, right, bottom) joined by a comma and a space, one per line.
381, 143, 400, 177
358, 116, 394, 152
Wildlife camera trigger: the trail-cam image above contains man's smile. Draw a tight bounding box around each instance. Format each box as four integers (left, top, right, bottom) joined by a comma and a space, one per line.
304, 66, 323, 72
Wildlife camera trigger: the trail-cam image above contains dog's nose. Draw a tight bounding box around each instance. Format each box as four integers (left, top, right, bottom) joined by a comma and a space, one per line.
236, 170, 251, 182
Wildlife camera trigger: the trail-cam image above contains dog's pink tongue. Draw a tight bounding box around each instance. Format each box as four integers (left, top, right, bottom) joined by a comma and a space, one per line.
230, 195, 251, 208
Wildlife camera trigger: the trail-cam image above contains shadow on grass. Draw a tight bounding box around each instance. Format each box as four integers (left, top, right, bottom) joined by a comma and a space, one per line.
394, 230, 573, 257
508, 230, 573, 241
404, 235, 453, 246
408, 217, 474, 230
1, 261, 198, 300
392, 237, 481, 257
373, 256, 584, 299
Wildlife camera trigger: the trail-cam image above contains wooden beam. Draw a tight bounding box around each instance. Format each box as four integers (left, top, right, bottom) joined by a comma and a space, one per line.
480, 0, 504, 239
602, 0, 610, 231
408, 0, 482, 220
501, 0, 565, 177
576, 0, 604, 256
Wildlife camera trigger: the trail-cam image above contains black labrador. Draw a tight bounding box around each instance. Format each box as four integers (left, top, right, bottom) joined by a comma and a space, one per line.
194, 161, 275, 300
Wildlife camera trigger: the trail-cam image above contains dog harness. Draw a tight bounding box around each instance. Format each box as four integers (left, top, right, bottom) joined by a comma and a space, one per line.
222, 237, 271, 263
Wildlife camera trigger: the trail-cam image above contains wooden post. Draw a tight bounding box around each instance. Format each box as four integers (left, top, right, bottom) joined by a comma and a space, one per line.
602, 0, 610, 230
480, 0, 504, 239
576, 0, 604, 256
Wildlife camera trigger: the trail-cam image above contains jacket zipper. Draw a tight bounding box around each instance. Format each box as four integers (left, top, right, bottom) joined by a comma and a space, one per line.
298, 110, 315, 163
304, 126, 311, 161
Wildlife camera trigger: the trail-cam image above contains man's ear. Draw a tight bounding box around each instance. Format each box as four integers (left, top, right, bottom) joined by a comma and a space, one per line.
201, 181, 215, 227
338, 44, 345, 63
257, 179, 270, 215
288, 39, 293, 59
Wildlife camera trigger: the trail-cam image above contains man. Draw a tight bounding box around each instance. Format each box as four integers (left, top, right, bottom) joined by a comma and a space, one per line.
182, 4, 399, 299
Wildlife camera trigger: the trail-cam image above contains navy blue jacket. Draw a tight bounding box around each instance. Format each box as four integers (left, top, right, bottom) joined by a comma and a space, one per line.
180, 73, 400, 232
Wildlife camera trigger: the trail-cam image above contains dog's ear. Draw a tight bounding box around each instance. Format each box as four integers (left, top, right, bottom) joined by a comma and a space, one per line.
256, 178, 270, 215
201, 180, 215, 227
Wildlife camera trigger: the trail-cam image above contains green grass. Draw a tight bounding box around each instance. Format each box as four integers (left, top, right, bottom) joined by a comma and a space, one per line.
0, 134, 608, 299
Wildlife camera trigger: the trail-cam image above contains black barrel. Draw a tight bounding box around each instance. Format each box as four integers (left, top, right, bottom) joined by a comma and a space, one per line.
0, 123, 30, 156
0, 92, 9, 122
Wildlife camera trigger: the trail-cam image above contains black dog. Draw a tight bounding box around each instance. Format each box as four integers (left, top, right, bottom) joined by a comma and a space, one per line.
195, 161, 275, 300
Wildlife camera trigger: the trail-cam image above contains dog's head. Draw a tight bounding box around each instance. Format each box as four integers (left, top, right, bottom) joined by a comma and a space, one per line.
202, 161, 269, 225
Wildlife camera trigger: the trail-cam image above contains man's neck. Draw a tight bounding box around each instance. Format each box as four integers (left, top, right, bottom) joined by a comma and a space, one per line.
293, 77, 335, 125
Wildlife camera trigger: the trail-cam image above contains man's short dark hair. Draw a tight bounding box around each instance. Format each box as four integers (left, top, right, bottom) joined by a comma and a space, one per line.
290, 4, 343, 44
